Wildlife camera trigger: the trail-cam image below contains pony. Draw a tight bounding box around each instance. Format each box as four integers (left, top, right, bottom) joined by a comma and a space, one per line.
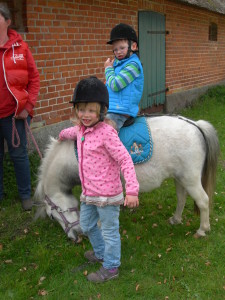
34, 115, 220, 242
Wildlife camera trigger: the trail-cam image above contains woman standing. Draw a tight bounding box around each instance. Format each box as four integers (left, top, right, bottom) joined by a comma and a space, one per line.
0, 3, 40, 210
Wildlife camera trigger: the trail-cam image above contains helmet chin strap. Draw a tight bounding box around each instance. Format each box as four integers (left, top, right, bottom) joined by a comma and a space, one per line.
124, 40, 132, 59
115, 40, 139, 60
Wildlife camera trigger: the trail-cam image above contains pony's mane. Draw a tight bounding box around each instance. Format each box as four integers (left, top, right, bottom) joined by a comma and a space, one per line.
37, 137, 60, 181
34, 137, 61, 213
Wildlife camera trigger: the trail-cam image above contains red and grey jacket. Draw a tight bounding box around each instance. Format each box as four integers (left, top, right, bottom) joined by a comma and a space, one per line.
0, 29, 40, 117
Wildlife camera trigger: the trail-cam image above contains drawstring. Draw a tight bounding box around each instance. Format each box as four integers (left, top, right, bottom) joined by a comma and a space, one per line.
12, 117, 42, 159
12, 44, 16, 64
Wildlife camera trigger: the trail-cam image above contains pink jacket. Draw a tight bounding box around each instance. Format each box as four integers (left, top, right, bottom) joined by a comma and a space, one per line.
59, 122, 139, 198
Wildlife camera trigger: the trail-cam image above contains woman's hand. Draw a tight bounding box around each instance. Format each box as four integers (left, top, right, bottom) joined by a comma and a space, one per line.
15, 109, 29, 119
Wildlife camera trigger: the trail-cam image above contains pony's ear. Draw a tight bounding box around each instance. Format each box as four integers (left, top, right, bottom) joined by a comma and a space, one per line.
34, 206, 47, 220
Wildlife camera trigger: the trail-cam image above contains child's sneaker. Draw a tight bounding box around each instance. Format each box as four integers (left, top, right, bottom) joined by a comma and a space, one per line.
84, 250, 103, 263
87, 266, 119, 283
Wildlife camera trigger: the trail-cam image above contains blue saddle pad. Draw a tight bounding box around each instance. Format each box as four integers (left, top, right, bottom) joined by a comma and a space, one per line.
74, 116, 153, 165
119, 116, 153, 164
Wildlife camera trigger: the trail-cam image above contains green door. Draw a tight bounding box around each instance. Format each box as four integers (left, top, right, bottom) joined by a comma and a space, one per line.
139, 11, 166, 109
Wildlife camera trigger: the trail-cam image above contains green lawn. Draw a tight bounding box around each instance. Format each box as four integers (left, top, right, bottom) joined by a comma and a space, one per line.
0, 86, 224, 300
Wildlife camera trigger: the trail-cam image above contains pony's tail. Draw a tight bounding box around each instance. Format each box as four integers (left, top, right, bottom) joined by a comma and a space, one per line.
195, 120, 220, 212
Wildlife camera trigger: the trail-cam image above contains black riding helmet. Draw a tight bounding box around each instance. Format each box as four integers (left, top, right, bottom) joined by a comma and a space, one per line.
107, 23, 138, 45
70, 76, 109, 121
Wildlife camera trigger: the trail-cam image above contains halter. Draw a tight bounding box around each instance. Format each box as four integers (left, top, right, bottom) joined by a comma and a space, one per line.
44, 194, 80, 234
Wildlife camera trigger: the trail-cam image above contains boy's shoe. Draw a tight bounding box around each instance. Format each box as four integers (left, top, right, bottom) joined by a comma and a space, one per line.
84, 250, 103, 263
87, 266, 119, 283
21, 198, 33, 211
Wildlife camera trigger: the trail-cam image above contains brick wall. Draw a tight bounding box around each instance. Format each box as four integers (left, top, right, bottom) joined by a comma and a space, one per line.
22, 0, 225, 127
165, 1, 225, 94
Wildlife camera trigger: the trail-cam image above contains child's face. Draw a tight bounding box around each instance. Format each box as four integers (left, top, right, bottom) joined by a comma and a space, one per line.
77, 102, 100, 127
112, 39, 138, 60
112, 40, 129, 60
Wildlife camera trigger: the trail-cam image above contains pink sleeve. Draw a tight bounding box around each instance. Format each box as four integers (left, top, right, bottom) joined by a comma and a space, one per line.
59, 126, 78, 140
103, 126, 139, 196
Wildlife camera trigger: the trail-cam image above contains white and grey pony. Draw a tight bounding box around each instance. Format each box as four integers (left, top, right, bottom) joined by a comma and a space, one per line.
34, 115, 220, 242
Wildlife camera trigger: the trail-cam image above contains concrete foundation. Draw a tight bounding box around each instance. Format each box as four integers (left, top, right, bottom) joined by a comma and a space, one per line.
165, 81, 225, 113
29, 120, 73, 154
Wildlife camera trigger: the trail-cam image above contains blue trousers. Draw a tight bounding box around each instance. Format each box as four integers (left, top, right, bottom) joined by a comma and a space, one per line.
80, 202, 121, 269
0, 115, 31, 200
106, 113, 128, 132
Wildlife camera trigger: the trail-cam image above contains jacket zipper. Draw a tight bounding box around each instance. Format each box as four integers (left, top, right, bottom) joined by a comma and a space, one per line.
80, 134, 86, 194
2, 45, 20, 116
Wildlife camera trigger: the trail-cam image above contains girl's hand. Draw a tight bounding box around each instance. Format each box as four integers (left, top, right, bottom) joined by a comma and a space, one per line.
124, 195, 139, 208
104, 58, 114, 68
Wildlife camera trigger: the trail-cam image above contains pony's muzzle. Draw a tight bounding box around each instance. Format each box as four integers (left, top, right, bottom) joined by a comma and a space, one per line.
69, 228, 83, 243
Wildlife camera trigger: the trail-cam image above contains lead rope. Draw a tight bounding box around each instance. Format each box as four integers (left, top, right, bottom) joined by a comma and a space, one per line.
12, 117, 43, 159
12, 117, 20, 147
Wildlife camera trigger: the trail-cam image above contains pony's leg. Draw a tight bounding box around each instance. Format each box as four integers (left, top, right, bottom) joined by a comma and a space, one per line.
185, 183, 210, 237
169, 180, 187, 225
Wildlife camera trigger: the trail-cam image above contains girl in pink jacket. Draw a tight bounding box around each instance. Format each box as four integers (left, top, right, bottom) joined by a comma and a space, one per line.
59, 76, 139, 283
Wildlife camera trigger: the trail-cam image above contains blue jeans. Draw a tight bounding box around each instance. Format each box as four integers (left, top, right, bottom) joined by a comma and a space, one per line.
0, 115, 31, 200
106, 113, 128, 132
80, 202, 121, 269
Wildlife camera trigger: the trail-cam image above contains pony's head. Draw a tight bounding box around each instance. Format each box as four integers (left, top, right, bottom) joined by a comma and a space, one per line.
34, 137, 82, 242
36, 193, 82, 242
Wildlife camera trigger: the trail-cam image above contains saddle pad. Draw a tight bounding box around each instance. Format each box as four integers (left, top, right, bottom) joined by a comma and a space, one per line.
119, 116, 153, 164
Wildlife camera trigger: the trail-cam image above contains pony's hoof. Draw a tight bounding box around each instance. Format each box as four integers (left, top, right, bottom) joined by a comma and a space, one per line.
193, 230, 206, 239
169, 216, 182, 225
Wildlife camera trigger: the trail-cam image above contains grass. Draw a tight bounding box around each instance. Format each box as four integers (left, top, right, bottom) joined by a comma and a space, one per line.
0, 86, 224, 300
